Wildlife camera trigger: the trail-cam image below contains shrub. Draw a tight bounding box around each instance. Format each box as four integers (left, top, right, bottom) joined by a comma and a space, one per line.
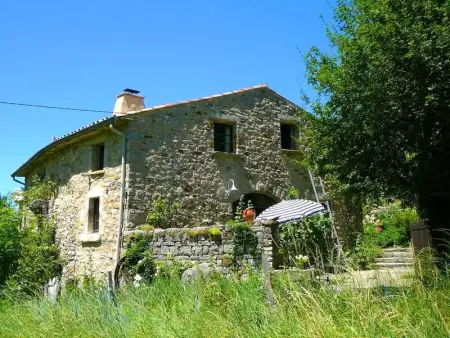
279, 215, 333, 268
4, 220, 62, 298
1, 178, 62, 299
155, 253, 194, 280
375, 203, 418, 247
228, 222, 260, 267
146, 199, 181, 229
122, 233, 156, 285
347, 231, 383, 270
0, 196, 21, 287
347, 202, 419, 269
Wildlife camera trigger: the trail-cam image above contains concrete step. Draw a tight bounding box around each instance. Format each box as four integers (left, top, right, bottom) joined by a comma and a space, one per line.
383, 252, 413, 259
376, 257, 414, 264
382, 248, 414, 259
383, 247, 412, 253
374, 262, 414, 269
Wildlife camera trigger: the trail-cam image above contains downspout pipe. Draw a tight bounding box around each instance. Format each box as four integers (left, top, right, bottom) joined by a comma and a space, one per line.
109, 124, 127, 272
12, 175, 25, 186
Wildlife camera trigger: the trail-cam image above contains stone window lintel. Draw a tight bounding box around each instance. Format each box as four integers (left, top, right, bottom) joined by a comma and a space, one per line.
278, 114, 300, 123
281, 149, 301, 155
83, 169, 106, 177
209, 113, 240, 123
80, 232, 101, 243
212, 151, 243, 159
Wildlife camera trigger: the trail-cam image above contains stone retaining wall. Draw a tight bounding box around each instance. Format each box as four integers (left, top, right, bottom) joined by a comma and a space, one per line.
124, 224, 274, 268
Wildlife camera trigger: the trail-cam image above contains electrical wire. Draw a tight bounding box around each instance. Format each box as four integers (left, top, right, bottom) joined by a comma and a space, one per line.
0, 100, 111, 114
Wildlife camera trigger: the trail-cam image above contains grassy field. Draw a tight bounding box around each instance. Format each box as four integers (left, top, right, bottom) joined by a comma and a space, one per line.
0, 270, 449, 338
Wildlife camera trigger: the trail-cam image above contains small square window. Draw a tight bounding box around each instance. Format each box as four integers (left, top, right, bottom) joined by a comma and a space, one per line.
280, 123, 298, 150
214, 122, 235, 153
88, 198, 100, 233
91, 144, 105, 171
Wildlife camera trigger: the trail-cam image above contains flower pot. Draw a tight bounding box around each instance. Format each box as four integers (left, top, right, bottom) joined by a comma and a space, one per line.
375, 222, 384, 233
243, 208, 256, 225
222, 256, 232, 267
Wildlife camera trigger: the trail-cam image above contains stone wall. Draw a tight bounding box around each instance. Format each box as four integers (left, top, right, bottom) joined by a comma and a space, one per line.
124, 224, 274, 268
124, 87, 312, 229
22, 87, 312, 282
27, 132, 124, 282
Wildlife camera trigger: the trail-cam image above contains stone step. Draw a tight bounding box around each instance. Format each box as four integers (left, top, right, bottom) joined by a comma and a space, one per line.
376, 257, 414, 264
374, 262, 414, 269
382, 248, 414, 259
383, 252, 414, 259
383, 247, 412, 252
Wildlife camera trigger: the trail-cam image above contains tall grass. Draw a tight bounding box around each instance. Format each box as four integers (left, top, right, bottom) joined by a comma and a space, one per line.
0, 270, 448, 338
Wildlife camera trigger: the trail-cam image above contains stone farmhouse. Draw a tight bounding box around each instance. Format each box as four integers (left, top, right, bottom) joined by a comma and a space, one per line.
12, 84, 314, 280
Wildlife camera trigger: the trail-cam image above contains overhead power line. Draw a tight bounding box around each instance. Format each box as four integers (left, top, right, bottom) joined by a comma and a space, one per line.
0, 100, 112, 114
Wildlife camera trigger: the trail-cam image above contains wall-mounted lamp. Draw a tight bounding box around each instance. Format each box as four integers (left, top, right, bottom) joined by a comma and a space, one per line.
226, 179, 238, 196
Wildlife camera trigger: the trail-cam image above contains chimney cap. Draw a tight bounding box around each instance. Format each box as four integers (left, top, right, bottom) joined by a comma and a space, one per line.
123, 88, 140, 95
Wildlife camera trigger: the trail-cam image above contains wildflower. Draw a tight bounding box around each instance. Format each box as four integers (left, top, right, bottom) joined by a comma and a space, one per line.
134, 274, 142, 281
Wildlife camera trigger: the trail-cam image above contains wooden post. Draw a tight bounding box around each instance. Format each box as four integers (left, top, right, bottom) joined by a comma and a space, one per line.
262, 252, 277, 307
107, 271, 115, 304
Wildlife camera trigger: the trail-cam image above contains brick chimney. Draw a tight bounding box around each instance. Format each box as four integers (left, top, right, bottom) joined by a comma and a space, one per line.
113, 88, 145, 115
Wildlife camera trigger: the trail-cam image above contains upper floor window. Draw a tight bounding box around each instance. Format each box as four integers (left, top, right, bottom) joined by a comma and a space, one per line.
280, 123, 298, 150
91, 144, 105, 171
214, 122, 235, 153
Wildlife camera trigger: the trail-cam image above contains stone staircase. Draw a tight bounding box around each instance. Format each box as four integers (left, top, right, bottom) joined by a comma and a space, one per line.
375, 247, 414, 269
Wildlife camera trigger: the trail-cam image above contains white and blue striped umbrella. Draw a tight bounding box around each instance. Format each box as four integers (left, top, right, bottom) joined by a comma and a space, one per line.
255, 199, 325, 224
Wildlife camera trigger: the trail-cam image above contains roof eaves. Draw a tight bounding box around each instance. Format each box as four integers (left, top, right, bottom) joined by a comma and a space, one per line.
12, 115, 118, 178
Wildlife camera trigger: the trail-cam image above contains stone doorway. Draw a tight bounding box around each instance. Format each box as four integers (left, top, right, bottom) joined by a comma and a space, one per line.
232, 193, 279, 217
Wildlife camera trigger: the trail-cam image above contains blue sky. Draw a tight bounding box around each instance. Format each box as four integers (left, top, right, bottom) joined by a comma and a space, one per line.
0, 0, 333, 195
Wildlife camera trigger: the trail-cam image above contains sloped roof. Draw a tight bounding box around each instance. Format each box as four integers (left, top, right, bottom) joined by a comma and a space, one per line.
12, 116, 119, 178
12, 84, 295, 178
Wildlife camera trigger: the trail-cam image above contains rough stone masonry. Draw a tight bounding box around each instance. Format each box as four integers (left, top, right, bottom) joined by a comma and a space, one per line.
14, 85, 314, 281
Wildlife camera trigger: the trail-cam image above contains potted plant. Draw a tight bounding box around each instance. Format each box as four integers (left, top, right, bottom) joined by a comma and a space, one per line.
243, 208, 256, 225
375, 220, 384, 233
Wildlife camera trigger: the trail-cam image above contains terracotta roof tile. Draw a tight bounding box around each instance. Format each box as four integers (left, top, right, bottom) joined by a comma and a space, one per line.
53, 116, 112, 141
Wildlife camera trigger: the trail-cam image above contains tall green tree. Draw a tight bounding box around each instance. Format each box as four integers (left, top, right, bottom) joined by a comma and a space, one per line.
303, 0, 450, 252
0, 196, 20, 286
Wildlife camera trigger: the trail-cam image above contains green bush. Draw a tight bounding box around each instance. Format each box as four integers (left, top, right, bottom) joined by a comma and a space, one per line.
122, 233, 156, 285
279, 215, 333, 268
348, 231, 383, 270
155, 253, 194, 280
0, 178, 62, 300
3, 220, 62, 298
0, 196, 21, 287
228, 222, 260, 267
375, 203, 418, 247
348, 202, 419, 269
146, 199, 181, 229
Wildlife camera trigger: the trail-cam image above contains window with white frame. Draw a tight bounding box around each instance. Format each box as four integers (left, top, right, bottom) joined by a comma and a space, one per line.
88, 197, 100, 233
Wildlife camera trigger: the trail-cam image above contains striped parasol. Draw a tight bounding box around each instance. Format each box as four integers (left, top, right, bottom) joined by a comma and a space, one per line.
255, 199, 325, 224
